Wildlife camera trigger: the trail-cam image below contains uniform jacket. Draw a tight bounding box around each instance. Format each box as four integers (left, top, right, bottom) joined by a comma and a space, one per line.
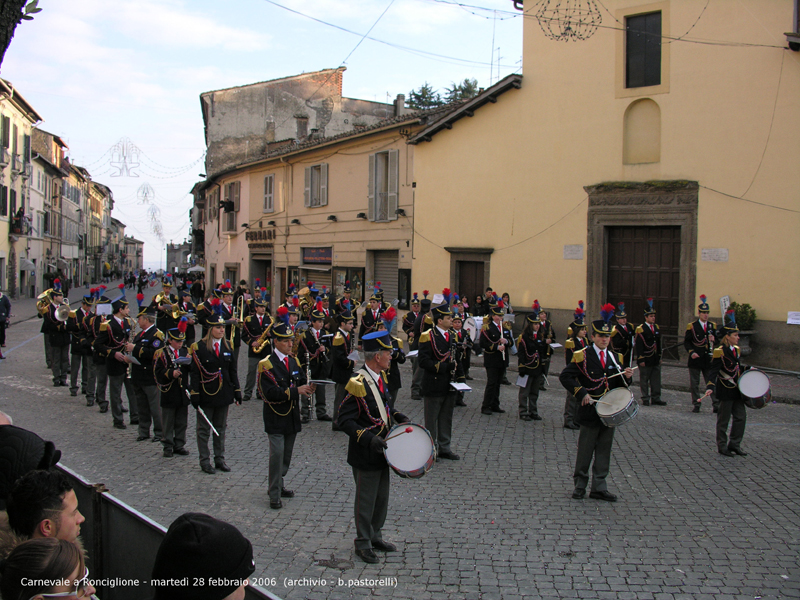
386, 336, 406, 391
130, 325, 165, 386
481, 319, 513, 369
97, 316, 133, 377
517, 330, 549, 377
564, 336, 588, 365
150, 292, 178, 333
684, 319, 716, 369
89, 315, 109, 366
334, 296, 353, 316
258, 351, 305, 436
402, 311, 419, 339
195, 300, 214, 337
154, 345, 190, 408
189, 339, 241, 407
300, 326, 330, 380
610, 323, 635, 366
330, 329, 356, 384
66, 307, 93, 356
418, 327, 463, 396
411, 310, 433, 352
358, 308, 382, 342
560, 346, 632, 427
242, 313, 272, 358
537, 319, 556, 359
42, 304, 70, 347
219, 302, 241, 349
706, 344, 746, 402
177, 299, 197, 344
635, 322, 662, 367
337, 368, 408, 471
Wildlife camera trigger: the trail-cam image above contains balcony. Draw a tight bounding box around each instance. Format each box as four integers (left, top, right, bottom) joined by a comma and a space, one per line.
10, 155, 22, 174
0, 148, 8, 169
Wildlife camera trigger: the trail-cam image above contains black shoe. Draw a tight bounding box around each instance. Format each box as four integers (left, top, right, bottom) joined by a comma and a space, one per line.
491, 407, 506, 413
692, 405, 700, 413
728, 447, 747, 456
564, 423, 580, 430
539, 385, 547, 391
713, 408, 719, 414
531, 415, 543, 421
300, 417, 310, 424
652, 400, 667, 406
201, 464, 216, 474
113, 422, 126, 430
281, 487, 295, 498
410, 395, 422, 401
130, 418, 139, 425
99, 405, 109, 413
718, 449, 735, 457
371, 539, 397, 552
318, 414, 333, 422
270, 499, 283, 510
151, 437, 162, 443
501, 378, 511, 386
331, 425, 341, 432
122, 406, 129, 413
481, 410, 493, 415
465, 375, 473, 381
520, 415, 532, 421
642, 401, 651, 406
136, 435, 150, 441
455, 400, 467, 407
174, 447, 190, 456
242, 396, 251, 402
163, 449, 174, 458
355, 548, 379, 564
589, 490, 617, 502
53, 382, 61, 387
86, 401, 95, 407
438, 451, 460, 460
70, 390, 78, 397
215, 461, 231, 472
572, 488, 586, 499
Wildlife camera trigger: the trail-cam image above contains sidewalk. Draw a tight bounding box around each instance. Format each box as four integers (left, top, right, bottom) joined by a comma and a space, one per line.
7, 278, 127, 326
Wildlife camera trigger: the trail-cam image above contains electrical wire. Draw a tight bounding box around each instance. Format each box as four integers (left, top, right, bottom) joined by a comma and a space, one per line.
699, 185, 800, 214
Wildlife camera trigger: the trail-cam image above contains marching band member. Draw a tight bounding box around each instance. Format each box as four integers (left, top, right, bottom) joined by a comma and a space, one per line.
451, 309, 469, 406
480, 300, 513, 416
96, 289, 135, 430
189, 313, 242, 474
299, 303, 333, 422
685, 295, 717, 413
241, 292, 272, 402
330, 309, 356, 431
334, 281, 352, 315
177, 289, 197, 346
66, 292, 95, 403
635, 298, 663, 406
195, 287, 224, 338
704, 310, 749, 457
257, 321, 314, 509
517, 301, 549, 421
219, 282, 242, 363
537, 308, 555, 390
337, 330, 410, 564
377, 308, 405, 409
357, 287, 383, 349
131, 306, 164, 443
409, 291, 432, 401
560, 305, 633, 502
563, 302, 588, 430
42, 280, 70, 387
150, 274, 179, 334
88, 290, 111, 413
610, 303, 634, 369
154, 318, 191, 458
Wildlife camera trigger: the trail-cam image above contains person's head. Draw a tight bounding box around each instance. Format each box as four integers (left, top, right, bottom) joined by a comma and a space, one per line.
210, 324, 225, 341
723, 330, 739, 346
51, 291, 64, 304
152, 513, 255, 600
255, 304, 266, 316
501, 293, 510, 303
576, 326, 587, 339
168, 337, 184, 352
592, 332, 611, 350
362, 331, 392, 372
338, 312, 354, 332
321, 296, 329, 308
138, 313, 155, 330
539, 311, 548, 321
645, 313, 656, 324
222, 292, 233, 305
369, 298, 379, 311
288, 312, 298, 326
0, 538, 93, 600
310, 315, 324, 331
698, 311, 709, 323
617, 316, 627, 326
452, 315, 463, 331
475, 295, 482, 305
7, 470, 84, 542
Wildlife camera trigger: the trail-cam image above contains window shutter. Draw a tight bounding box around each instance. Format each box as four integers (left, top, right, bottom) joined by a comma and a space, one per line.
233, 181, 240, 212
23, 135, 30, 163
388, 149, 399, 221
264, 175, 273, 212
1, 116, 8, 149
304, 167, 311, 207
319, 163, 328, 207
368, 153, 375, 221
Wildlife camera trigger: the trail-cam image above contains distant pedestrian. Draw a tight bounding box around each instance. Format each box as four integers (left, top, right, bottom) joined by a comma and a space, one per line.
0, 289, 10, 349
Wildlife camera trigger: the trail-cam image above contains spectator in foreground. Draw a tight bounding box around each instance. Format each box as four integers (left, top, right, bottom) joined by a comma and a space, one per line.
0, 425, 61, 509
5, 470, 84, 543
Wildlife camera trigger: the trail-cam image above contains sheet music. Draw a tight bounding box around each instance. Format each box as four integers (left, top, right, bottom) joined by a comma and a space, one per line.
450, 382, 472, 392
405, 350, 419, 358
516, 375, 529, 388
549, 343, 563, 349
347, 350, 360, 361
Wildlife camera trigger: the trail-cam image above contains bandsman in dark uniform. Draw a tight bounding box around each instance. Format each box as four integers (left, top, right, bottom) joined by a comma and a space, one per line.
419, 297, 463, 459
685, 294, 717, 413
410, 291, 432, 400
480, 300, 513, 415
635, 298, 663, 406
378, 308, 405, 409
176, 289, 197, 346
241, 294, 273, 402
96, 290, 135, 429
703, 309, 749, 457
357, 288, 383, 349
42, 280, 70, 387
610, 303, 634, 369
537, 308, 555, 390
337, 330, 410, 564
89, 292, 112, 413
330, 309, 356, 431
451, 310, 469, 405
258, 322, 314, 509
219, 283, 243, 363
195, 287, 224, 338
563, 302, 588, 430
560, 305, 633, 502
281, 284, 297, 311
318, 287, 336, 334
403, 293, 421, 384
298, 303, 333, 422
66, 292, 96, 403
517, 301, 549, 421
334, 281, 352, 316
154, 318, 191, 458
151, 275, 179, 334
131, 305, 164, 442
189, 313, 242, 474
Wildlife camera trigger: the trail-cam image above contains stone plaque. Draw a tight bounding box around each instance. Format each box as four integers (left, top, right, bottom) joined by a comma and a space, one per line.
563, 245, 584, 260
701, 248, 728, 262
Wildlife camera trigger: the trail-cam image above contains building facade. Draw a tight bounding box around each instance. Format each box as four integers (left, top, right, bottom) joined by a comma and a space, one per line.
166, 240, 191, 272
123, 236, 144, 273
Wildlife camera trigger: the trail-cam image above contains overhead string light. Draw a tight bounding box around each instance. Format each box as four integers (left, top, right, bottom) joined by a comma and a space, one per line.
534, 0, 602, 42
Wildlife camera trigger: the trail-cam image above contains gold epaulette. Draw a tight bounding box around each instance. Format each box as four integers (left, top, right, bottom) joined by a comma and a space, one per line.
418, 330, 431, 344
345, 374, 367, 398
481, 321, 490, 331
635, 325, 644, 334
333, 332, 345, 346
257, 356, 274, 373
712, 347, 723, 359
197, 304, 208, 312
424, 313, 432, 325
733, 345, 740, 353
686, 322, 694, 331
571, 349, 585, 363
710, 321, 716, 329
565, 339, 574, 350
393, 337, 404, 350
502, 322, 512, 331
245, 315, 253, 323
100, 322, 108, 332
516, 334, 522, 346
154, 348, 164, 361
611, 328, 618, 337
654, 324, 659, 332
155, 330, 165, 341
189, 342, 199, 355
69, 310, 77, 318
381, 371, 388, 384
618, 353, 624, 364
567, 326, 574, 337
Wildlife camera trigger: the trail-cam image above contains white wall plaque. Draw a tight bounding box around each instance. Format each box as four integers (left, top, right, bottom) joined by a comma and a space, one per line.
701, 248, 729, 262
563, 245, 584, 260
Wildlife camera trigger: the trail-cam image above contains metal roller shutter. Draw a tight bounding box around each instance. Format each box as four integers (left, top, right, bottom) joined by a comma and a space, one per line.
373, 250, 399, 302
303, 270, 331, 294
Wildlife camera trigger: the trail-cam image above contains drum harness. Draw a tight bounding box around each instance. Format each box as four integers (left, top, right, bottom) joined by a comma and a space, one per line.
577, 349, 630, 402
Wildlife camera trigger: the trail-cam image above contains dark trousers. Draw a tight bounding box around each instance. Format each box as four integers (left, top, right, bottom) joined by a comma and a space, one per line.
0, 321, 6, 345
268, 433, 296, 502
243, 355, 259, 399
563, 393, 578, 427
44, 335, 52, 368
518, 374, 543, 417
639, 365, 662, 404
387, 385, 399, 410
717, 399, 746, 451
95, 363, 108, 409
352, 466, 390, 551
133, 382, 162, 438
108, 374, 127, 425
424, 392, 456, 454
49, 345, 69, 385
482, 366, 503, 411
70, 354, 96, 400
411, 360, 424, 399
124, 378, 137, 417
574, 425, 615, 492
162, 405, 188, 451
197, 405, 229, 466
333, 382, 347, 429
689, 366, 717, 408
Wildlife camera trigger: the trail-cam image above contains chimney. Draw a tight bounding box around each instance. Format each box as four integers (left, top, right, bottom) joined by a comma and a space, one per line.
394, 94, 408, 117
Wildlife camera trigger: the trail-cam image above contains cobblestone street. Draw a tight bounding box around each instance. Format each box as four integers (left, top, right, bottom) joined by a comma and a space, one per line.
1, 290, 798, 599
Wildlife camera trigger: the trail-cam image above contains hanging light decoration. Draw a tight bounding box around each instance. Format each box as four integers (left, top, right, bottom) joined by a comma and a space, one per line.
534, 0, 602, 42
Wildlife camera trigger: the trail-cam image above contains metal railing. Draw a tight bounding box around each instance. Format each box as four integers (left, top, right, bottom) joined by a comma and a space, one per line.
58, 464, 281, 600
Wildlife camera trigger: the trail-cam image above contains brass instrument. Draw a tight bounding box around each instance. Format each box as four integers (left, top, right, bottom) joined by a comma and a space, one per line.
291, 321, 309, 356
297, 286, 313, 318
55, 299, 71, 322
253, 322, 273, 354
228, 294, 245, 346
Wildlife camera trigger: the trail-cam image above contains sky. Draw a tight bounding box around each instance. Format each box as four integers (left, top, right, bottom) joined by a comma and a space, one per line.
0, 0, 522, 270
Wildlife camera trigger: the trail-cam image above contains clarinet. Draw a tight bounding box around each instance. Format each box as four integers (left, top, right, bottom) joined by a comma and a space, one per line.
449, 329, 458, 378
305, 347, 314, 420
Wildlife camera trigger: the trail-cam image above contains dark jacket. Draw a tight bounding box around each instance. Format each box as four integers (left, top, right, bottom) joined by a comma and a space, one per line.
330, 329, 355, 384
706, 344, 746, 402
610, 323, 635, 367
66, 307, 93, 356
538, 318, 556, 359
259, 352, 305, 435
189, 339, 241, 407
411, 310, 432, 352
242, 313, 272, 358
564, 335, 588, 365
337, 368, 408, 471
684, 319, 716, 370
635, 323, 662, 367
559, 346, 632, 427
42, 304, 70, 347
177, 299, 197, 344
386, 336, 405, 391
419, 327, 463, 396
517, 330, 548, 377
0, 294, 10, 321
299, 326, 330, 380
154, 345, 190, 408
480, 319, 512, 369
150, 292, 178, 333
358, 308, 382, 343
97, 316, 133, 377
130, 325, 165, 386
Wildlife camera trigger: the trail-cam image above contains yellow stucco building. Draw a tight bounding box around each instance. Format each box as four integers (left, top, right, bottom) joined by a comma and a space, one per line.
410, 0, 800, 369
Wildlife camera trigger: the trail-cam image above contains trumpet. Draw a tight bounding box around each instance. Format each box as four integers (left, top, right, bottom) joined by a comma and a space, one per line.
230, 295, 245, 347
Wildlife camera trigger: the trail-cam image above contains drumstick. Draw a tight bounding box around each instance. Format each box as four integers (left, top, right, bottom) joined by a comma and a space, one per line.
385, 427, 414, 441
607, 366, 638, 380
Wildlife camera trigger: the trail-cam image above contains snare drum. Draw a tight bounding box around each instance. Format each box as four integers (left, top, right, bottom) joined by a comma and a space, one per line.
595, 388, 639, 427
384, 422, 436, 479
738, 369, 771, 409
463, 317, 480, 342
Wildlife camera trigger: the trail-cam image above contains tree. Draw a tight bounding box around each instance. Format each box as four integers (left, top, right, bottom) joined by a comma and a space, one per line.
444, 78, 480, 103
406, 82, 443, 110
0, 0, 41, 69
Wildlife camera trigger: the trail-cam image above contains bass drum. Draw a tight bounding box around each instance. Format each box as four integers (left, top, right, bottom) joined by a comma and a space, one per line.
384, 422, 436, 479
463, 317, 481, 342
738, 369, 771, 409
